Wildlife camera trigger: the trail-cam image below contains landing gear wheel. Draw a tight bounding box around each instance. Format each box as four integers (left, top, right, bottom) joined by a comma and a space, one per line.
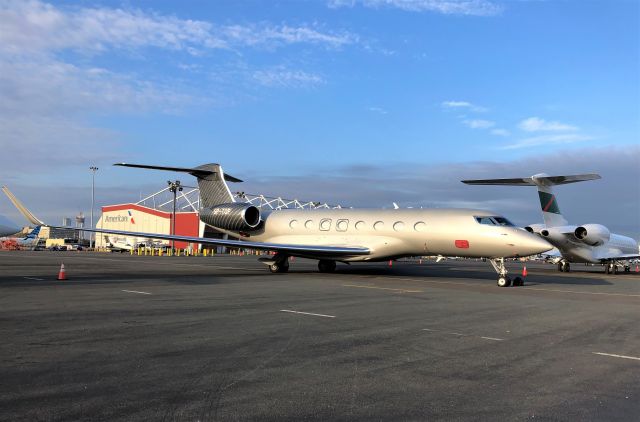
269, 262, 289, 273
497, 276, 512, 287
564, 262, 570, 273
557, 262, 564, 272
318, 260, 336, 273
612, 264, 618, 275
624, 266, 631, 273
605, 264, 610, 274
512, 276, 524, 286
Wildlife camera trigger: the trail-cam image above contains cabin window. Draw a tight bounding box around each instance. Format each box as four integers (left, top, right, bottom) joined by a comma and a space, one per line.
336, 219, 349, 232
373, 221, 384, 231
305, 219, 314, 229
414, 221, 426, 232
289, 220, 298, 229
319, 218, 332, 231
355, 221, 366, 231
393, 221, 405, 231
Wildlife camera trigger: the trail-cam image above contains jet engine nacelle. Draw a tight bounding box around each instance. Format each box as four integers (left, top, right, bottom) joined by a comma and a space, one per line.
200, 203, 261, 231
574, 224, 610, 246
539, 225, 577, 243
524, 224, 545, 234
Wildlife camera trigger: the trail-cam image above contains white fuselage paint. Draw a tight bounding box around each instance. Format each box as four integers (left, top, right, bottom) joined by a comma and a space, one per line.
542, 232, 638, 264
246, 208, 552, 261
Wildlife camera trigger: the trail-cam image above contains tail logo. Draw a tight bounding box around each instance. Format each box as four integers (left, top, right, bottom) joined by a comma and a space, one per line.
128, 210, 136, 224
538, 191, 561, 214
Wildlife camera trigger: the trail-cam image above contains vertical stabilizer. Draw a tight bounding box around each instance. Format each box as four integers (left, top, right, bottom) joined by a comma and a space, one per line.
531, 174, 568, 227
114, 163, 243, 209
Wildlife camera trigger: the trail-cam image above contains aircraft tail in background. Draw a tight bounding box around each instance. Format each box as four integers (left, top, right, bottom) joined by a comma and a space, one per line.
461, 173, 601, 227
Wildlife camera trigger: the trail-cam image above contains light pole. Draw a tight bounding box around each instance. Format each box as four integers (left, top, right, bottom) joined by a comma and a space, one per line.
168, 180, 183, 254
90, 166, 98, 249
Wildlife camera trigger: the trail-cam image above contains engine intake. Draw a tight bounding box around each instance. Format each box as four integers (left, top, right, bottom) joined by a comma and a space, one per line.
574, 224, 610, 246
200, 203, 261, 231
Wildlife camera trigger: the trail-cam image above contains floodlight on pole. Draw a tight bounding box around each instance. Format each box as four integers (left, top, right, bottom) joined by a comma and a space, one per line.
168, 180, 183, 253
89, 166, 98, 249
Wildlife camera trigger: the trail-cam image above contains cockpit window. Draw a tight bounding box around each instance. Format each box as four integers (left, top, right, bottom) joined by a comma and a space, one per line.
474, 216, 515, 226
475, 216, 495, 225
492, 216, 515, 227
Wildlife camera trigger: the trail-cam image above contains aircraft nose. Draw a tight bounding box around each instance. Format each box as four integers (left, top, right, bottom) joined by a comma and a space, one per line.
517, 231, 553, 255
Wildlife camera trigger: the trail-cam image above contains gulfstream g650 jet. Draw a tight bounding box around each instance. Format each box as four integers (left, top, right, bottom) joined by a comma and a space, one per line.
76, 163, 551, 286
462, 174, 639, 274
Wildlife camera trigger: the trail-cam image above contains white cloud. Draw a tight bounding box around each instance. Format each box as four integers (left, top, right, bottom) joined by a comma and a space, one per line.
367, 106, 388, 114
501, 134, 594, 150
0, 0, 359, 55
518, 117, 578, 132
328, 0, 503, 16
441, 100, 487, 112
252, 67, 325, 88
464, 119, 495, 129
490, 128, 510, 136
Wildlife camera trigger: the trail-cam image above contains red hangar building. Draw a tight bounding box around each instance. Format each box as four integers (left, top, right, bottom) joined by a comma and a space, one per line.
94, 203, 203, 250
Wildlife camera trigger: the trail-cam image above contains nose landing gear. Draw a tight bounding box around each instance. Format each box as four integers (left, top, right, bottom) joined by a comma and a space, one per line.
489, 258, 523, 287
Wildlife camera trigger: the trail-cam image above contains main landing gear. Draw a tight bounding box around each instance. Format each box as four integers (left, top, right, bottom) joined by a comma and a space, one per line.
604, 262, 618, 275
259, 253, 290, 273
489, 258, 523, 287
318, 260, 336, 273
557, 261, 571, 272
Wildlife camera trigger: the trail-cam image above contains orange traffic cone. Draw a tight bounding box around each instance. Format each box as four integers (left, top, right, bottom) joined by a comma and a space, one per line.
636, 265, 639, 273
522, 266, 528, 277
57, 263, 67, 280
388, 260, 393, 267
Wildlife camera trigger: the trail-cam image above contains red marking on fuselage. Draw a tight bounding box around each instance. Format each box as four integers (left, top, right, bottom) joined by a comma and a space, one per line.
455, 240, 470, 249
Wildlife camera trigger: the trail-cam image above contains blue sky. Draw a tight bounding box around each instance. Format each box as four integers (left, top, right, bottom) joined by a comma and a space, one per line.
0, 0, 638, 236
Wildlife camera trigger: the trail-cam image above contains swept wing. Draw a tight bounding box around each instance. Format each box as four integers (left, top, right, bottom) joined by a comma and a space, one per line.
63, 226, 370, 257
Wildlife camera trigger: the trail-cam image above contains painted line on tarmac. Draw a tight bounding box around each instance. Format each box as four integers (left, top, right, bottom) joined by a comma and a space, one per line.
593, 352, 640, 361
121, 290, 152, 295
23, 277, 44, 281
280, 309, 335, 318
386, 276, 640, 298
342, 284, 423, 293
521, 287, 640, 298
422, 328, 506, 342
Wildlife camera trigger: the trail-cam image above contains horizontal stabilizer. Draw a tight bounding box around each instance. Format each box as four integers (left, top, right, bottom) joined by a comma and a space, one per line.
462, 173, 601, 187
1, 186, 44, 226
114, 163, 243, 183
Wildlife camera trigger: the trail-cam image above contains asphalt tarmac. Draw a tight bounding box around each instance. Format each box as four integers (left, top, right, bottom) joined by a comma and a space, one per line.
1, 251, 639, 421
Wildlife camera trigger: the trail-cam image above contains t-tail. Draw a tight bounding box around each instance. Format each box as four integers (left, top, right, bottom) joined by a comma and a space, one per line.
114, 163, 242, 208
461, 173, 601, 228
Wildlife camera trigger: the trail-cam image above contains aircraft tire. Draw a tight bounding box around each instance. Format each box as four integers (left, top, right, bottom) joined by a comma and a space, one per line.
512, 276, 523, 286
612, 264, 618, 275
318, 260, 336, 273
557, 262, 563, 272
269, 264, 280, 273
605, 264, 610, 274
565, 263, 570, 272
497, 276, 511, 287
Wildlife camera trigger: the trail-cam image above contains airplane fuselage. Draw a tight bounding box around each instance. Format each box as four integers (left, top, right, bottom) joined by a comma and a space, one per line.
246, 208, 551, 261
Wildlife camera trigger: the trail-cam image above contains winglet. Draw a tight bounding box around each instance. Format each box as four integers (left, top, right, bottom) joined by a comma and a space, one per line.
1, 186, 45, 226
